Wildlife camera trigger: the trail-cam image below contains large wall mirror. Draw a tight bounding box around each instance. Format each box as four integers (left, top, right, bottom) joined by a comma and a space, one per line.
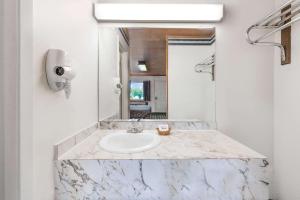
98, 26, 216, 122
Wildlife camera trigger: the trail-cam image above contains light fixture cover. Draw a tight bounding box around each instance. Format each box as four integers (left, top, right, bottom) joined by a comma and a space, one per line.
137, 61, 147, 72
94, 3, 224, 22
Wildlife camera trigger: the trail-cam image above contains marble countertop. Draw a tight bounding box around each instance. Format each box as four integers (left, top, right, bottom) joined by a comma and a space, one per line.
58, 130, 266, 160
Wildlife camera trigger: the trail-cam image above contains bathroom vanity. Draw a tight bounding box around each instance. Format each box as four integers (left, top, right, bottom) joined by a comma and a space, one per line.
54, 124, 269, 200
54, 25, 269, 200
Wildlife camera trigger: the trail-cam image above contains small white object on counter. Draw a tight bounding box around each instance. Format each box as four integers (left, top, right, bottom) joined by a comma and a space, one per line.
158, 124, 169, 132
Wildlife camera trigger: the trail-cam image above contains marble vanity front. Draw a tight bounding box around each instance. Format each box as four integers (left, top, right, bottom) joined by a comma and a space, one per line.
54, 126, 269, 200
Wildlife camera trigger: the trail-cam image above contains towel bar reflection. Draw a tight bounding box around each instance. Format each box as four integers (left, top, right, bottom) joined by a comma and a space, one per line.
195, 54, 215, 81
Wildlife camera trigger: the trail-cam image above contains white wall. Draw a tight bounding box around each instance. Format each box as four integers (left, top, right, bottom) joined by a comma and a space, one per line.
20, 0, 34, 199
33, 0, 98, 199
98, 27, 120, 120
215, 0, 274, 161
0, 0, 5, 198
2, 0, 24, 199
273, 1, 300, 199
168, 44, 215, 120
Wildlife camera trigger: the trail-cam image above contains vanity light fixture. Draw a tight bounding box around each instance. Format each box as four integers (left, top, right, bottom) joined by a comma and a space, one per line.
94, 3, 224, 22
137, 61, 147, 72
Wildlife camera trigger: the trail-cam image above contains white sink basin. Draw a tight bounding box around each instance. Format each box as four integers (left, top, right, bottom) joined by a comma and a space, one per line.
99, 131, 161, 153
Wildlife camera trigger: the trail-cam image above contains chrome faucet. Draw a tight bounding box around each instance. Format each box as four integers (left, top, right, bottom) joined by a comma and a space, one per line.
127, 118, 143, 133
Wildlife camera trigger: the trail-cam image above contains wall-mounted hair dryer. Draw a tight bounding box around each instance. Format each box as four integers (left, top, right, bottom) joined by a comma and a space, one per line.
45, 49, 76, 98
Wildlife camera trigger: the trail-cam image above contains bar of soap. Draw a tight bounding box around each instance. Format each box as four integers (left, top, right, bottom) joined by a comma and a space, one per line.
158, 124, 169, 132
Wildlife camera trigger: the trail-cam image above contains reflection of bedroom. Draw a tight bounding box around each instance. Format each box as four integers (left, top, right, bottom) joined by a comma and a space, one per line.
98, 27, 216, 120
129, 76, 167, 119
127, 28, 170, 120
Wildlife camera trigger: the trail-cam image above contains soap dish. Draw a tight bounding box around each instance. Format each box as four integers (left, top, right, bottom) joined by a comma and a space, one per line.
156, 128, 171, 136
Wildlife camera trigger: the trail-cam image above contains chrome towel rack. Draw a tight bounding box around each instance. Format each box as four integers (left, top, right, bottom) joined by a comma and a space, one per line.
246, 0, 300, 65
195, 54, 215, 81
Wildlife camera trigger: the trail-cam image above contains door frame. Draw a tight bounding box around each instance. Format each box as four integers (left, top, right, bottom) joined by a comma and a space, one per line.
118, 29, 129, 119
1, 0, 34, 199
